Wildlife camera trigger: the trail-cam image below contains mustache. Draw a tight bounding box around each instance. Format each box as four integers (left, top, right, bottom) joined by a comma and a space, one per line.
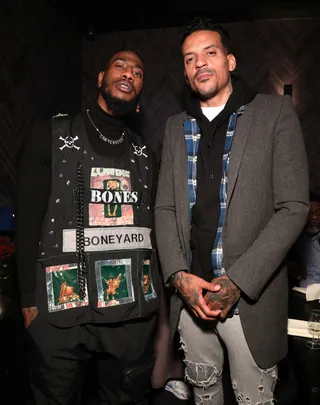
114, 79, 134, 92
194, 68, 214, 80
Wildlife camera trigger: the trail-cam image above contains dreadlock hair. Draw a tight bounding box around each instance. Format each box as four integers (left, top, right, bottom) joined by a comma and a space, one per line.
180, 16, 231, 54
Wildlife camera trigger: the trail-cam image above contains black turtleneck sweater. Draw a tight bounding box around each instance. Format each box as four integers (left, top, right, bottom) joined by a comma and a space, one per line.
186, 74, 257, 281
15, 102, 144, 308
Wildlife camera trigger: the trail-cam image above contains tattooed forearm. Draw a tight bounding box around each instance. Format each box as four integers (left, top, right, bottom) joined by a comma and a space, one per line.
170, 271, 201, 307
169, 271, 183, 288
204, 275, 240, 312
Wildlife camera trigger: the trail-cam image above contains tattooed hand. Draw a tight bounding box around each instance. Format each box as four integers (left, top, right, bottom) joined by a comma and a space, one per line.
22, 306, 39, 329
204, 275, 240, 320
170, 271, 222, 320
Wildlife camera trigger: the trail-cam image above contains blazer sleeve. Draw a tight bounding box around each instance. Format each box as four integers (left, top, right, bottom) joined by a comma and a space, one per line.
227, 95, 310, 301
154, 116, 189, 284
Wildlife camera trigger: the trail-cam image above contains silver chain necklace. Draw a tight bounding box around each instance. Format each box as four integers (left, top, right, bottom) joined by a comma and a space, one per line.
86, 109, 125, 145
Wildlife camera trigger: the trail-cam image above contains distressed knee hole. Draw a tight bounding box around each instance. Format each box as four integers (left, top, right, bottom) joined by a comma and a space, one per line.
232, 370, 276, 405
184, 360, 221, 389
232, 379, 238, 390
256, 366, 278, 404
270, 370, 278, 393
232, 382, 251, 405
259, 366, 278, 396
178, 335, 188, 353
195, 392, 217, 404
234, 391, 275, 405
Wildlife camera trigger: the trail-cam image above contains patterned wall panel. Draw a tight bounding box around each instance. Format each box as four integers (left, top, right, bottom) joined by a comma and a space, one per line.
2, 11, 319, 210
0, 2, 16, 208
0, 0, 82, 209
82, 17, 320, 192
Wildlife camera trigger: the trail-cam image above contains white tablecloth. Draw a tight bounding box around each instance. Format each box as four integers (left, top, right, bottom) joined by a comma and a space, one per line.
287, 318, 313, 339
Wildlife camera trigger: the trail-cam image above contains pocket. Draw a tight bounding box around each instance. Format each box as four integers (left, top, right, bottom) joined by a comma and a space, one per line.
119, 356, 155, 400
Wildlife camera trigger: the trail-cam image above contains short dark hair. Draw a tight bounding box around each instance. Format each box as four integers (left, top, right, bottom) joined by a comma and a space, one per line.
101, 49, 144, 72
180, 17, 231, 54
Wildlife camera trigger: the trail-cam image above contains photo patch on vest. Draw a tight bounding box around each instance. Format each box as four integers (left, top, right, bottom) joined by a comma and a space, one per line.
142, 259, 157, 301
95, 258, 134, 307
89, 168, 135, 226
45, 263, 89, 312
63, 227, 152, 252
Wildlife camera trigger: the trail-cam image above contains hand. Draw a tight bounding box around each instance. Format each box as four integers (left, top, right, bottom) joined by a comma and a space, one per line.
204, 275, 240, 320
22, 306, 38, 329
170, 271, 222, 320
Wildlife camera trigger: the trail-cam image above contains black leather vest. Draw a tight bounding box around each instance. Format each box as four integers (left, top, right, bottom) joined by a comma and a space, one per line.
35, 113, 160, 327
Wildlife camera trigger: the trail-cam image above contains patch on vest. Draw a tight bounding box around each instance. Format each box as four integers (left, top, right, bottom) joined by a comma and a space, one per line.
46, 263, 89, 312
59, 135, 80, 151
73, 188, 143, 205
142, 259, 157, 301
63, 227, 152, 252
95, 258, 135, 307
89, 168, 135, 226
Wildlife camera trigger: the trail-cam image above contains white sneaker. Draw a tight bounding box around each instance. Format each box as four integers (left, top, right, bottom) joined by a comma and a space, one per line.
164, 379, 191, 400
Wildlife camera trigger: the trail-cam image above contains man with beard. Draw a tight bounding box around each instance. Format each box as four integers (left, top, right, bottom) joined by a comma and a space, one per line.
155, 17, 310, 404
15, 50, 161, 405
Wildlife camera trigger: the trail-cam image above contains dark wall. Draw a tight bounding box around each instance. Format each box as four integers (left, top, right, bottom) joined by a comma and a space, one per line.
82, 17, 320, 193
0, 0, 82, 208
1, 7, 319, 210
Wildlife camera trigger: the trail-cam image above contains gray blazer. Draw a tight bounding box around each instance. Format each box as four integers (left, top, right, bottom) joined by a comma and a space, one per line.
154, 94, 309, 369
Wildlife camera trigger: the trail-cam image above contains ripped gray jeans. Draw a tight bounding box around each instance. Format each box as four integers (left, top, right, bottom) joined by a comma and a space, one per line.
178, 308, 278, 405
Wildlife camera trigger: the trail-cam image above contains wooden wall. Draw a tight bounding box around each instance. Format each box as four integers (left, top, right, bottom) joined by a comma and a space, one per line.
1, 9, 319, 210
82, 17, 320, 192
0, 0, 81, 208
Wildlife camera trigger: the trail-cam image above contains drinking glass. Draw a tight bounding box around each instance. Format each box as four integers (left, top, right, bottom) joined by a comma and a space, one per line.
306, 309, 320, 349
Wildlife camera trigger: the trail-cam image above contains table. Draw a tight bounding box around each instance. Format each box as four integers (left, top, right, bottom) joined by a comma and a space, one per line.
287, 289, 320, 405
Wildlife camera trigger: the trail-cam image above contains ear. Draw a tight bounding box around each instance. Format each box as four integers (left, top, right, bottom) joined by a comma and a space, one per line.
227, 54, 236, 72
97, 71, 104, 88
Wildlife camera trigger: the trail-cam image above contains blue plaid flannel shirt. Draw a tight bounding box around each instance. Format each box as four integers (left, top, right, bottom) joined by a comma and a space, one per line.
184, 106, 245, 278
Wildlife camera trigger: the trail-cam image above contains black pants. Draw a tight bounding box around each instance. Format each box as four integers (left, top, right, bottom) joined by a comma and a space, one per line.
26, 315, 157, 405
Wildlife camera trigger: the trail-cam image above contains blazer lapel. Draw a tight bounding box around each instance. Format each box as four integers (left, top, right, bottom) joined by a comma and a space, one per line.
178, 115, 191, 264
227, 106, 254, 209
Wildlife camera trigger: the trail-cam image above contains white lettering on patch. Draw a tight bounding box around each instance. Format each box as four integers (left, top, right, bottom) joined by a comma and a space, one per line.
62, 227, 152, 252
89, 190, 139, 204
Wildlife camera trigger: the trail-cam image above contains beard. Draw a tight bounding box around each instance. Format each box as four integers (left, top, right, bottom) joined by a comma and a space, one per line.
100, 80, 140, 116
192, 74, 231, 102
197, 87, 219, 102
191, 72, 219, 101
190, 80, 220, 102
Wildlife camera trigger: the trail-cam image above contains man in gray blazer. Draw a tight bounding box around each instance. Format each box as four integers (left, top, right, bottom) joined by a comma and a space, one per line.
154, 17, 309, 405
